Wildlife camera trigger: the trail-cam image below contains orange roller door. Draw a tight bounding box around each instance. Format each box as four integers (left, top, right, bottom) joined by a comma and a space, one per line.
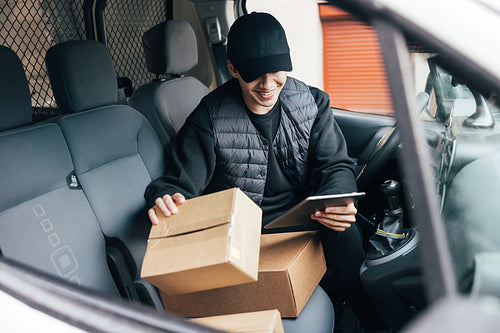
320, 5, 393, 115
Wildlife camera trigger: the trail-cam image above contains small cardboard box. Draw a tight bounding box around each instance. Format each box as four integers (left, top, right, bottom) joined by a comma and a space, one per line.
140, 188, 262, 295
190, 309, 284, 333
162, 231, 326, 317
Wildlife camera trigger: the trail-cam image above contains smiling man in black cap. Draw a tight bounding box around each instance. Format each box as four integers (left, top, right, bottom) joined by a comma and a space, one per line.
145, 12, 385, 331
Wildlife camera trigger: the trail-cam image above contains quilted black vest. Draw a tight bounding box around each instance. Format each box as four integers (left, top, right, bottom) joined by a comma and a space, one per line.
204, 77, 318, 205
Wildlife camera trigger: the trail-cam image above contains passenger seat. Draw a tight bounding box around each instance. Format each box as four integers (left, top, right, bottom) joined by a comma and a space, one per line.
45, 40, 165, 308
128, 20, 210, 147
0, 45, 120, 298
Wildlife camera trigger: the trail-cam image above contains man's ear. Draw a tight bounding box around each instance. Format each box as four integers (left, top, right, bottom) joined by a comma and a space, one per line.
227, 60, 238, 78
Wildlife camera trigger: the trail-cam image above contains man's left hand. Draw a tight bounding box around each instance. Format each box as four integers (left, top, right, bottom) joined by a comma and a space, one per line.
310, 201, 357, 232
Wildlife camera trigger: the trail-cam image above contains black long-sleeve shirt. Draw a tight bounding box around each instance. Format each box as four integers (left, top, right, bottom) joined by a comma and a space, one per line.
145, 81, 357, 225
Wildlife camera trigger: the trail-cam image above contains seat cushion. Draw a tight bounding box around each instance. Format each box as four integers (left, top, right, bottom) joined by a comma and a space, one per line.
56, 105, 165, 276
282, 286, 335, 333
128, 76, 210, 146
0, 123, 119, 296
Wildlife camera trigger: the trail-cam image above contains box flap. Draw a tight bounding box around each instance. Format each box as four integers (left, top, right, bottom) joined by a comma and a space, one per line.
190, 310, 284, 333
162, 231, 324, 317
228, 189, 262, 280
149, 188, 239, 238
142, 224, 232, 275
259, 232, 314, 271
287, 232, 326, 315
142, 223, 258, 294
162, 270, 297, 317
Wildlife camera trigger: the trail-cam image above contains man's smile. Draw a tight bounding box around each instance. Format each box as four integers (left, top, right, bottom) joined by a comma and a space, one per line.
255, 88, 276, 100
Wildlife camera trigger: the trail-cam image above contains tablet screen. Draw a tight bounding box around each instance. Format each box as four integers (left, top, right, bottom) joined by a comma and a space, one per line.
264, 192, 365, 230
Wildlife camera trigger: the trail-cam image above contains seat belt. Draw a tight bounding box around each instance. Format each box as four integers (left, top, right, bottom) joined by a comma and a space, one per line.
205, 16, 231, 85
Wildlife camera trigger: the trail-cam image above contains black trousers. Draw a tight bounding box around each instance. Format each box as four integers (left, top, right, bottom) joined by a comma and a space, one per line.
319, 223, 387, 331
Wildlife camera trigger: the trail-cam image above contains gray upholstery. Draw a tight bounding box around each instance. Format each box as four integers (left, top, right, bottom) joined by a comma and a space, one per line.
56, 105, 164, 273
129, 20, 210, 147
129, 76, 210, 145
0, 46, 32, 130
142, 20, 198, 75
45, 40, 119, 113
0, 49, 119, 297
45, 39, 165, 286
282, 286, 335, 333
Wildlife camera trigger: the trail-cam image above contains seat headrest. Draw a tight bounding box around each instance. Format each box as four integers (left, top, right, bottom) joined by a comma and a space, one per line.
0, 46, 33, 131
142, 20, 198, 76
45, 40, 118, 114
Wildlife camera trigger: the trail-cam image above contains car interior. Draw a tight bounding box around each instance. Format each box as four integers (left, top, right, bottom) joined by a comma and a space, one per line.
128, 19, 211, 148
2, 0, 500, 332
0, 6, 336, 332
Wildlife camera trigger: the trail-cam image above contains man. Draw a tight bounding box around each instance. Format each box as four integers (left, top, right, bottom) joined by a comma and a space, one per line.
145, 12, 385, 331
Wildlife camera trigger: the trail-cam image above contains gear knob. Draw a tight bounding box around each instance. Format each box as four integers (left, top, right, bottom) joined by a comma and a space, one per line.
381, 180, 400, 210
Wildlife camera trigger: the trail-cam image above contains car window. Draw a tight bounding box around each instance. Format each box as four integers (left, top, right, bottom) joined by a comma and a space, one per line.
246, 0, 394, 116
424, 58, 475, 120
416, 51, 500, 296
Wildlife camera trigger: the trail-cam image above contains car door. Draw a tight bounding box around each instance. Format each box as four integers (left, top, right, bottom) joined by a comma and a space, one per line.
334, 108, 395, 165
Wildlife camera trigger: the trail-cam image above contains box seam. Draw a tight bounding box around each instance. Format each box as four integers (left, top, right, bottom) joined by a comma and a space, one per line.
286, 270, 298, 314
284, 235, 312, 270
150, 220, 231, 239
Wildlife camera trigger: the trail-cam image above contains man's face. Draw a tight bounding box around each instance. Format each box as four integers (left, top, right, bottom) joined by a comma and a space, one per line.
228, 61, 287, 115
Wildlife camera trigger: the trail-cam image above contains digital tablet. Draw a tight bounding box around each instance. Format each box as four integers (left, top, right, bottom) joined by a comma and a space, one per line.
263, 192, 365, 230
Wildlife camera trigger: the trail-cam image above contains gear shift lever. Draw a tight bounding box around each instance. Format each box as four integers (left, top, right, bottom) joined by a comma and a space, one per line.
368, 180, 406, 257
381, 179, 400, 210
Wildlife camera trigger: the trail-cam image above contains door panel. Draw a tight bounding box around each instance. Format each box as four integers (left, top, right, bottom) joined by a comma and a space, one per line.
333, 108, 395, 162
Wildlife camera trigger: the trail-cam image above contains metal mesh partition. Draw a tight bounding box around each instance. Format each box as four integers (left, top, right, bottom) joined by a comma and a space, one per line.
105, 0, 167, 92
0, 0, 86, 121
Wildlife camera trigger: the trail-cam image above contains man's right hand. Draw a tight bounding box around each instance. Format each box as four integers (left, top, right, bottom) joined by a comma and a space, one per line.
148, 193, 186, 225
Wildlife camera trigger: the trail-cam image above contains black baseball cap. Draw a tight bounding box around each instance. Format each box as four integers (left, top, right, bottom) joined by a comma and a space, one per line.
227, 12, 292, 83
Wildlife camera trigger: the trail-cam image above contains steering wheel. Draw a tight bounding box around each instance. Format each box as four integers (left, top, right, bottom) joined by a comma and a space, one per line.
355, 93, 428, 190
356, 126, 400, 190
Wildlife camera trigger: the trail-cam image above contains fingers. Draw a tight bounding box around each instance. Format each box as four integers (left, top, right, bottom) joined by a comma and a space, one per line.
312, 213, 354, 231
171, 193, 186, 205
324, 202, 357, 215
148, 207, 160, 225
148, 193, 186, 225
154, 195, 175, 216
310, 202, 357, 232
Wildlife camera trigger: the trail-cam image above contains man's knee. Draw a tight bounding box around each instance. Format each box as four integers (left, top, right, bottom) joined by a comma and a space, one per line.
320, 224, 364, 260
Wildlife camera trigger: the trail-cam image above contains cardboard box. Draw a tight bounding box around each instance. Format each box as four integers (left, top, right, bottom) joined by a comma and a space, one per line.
162, 231, 326, 317
190, 310, 284, 333
140, 188, 262, 295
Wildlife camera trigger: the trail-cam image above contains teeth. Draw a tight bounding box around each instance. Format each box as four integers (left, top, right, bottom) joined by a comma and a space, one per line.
260, 91, 273, 96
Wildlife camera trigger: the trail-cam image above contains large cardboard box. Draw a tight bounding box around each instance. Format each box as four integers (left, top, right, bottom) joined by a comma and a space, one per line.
162, 231, 326, 317
190, 310, 284, 333
141, 188, 262, 295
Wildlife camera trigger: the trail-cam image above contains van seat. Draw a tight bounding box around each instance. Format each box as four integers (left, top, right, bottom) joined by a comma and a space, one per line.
129, 19, 210, 147
0, 45, 119, 297
45, 39, 165, 308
